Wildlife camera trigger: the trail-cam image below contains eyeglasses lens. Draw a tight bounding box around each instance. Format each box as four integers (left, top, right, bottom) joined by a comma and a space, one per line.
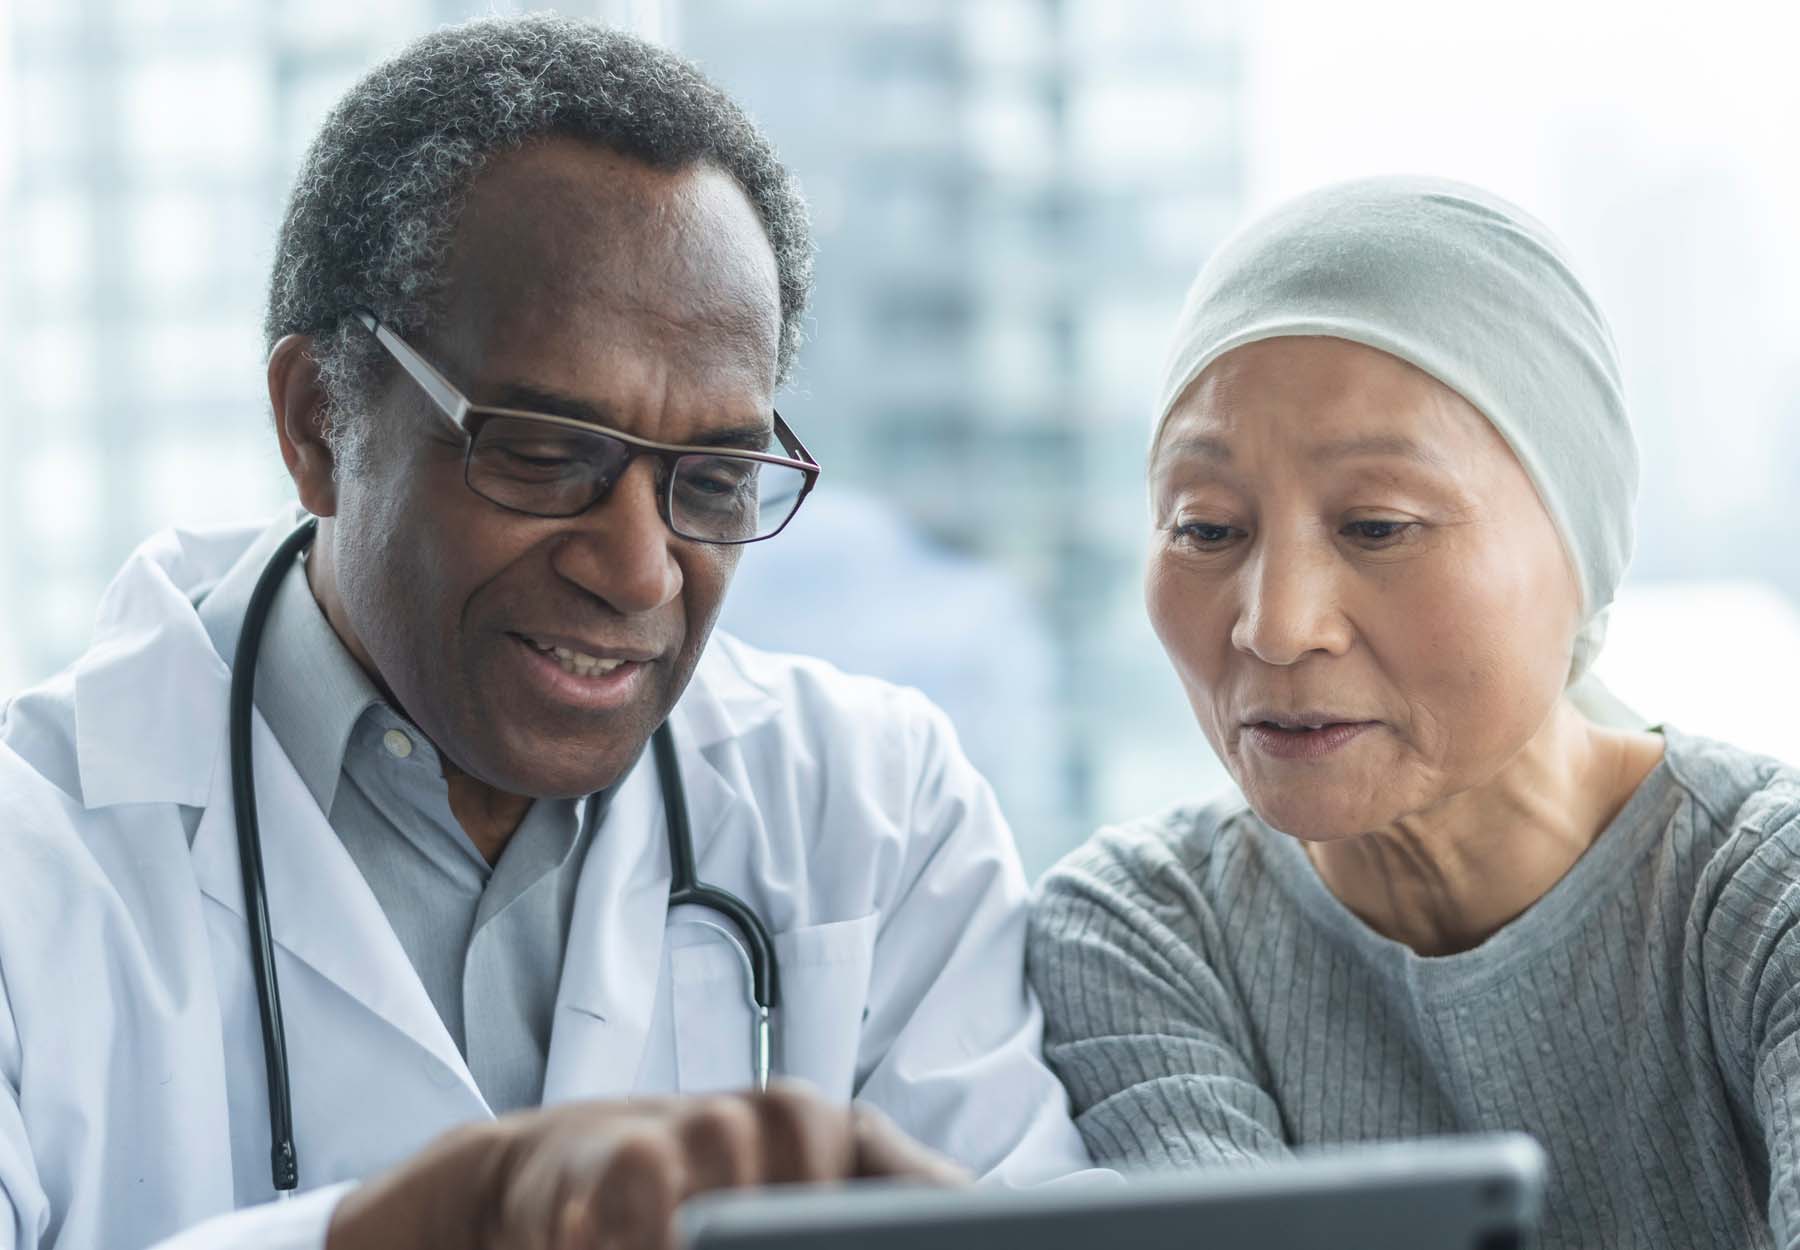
671, 454, 808, 543
467, 417, 631, 518
467, 415, 806, 541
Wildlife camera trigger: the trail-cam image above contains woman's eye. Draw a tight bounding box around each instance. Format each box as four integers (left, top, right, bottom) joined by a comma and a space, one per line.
1342, 519, 1415, 545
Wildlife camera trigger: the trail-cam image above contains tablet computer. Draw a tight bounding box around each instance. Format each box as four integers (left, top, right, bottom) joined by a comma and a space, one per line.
678, 1133, 1546, 1250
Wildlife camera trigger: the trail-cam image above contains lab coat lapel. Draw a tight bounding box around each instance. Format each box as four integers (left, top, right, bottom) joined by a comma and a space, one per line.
542, 722, 742, 1102
188, 708, 482, 1106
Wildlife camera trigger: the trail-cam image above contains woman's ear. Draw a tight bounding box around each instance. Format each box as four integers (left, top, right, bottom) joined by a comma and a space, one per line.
268, 334, 340, 517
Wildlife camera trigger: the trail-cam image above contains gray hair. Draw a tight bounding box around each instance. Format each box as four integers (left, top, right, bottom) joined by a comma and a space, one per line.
264, 12, 812, 476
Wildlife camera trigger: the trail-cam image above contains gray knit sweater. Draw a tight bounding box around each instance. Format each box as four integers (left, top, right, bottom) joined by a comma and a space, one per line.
1027, 729, 1800, 1249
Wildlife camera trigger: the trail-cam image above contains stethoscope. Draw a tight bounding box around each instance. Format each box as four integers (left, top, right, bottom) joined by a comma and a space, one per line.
230, 517, 780, 1196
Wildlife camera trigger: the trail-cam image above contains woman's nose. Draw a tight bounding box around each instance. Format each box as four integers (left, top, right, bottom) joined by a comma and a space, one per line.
1229, 541, 1353, 666
552, 458, 684, 614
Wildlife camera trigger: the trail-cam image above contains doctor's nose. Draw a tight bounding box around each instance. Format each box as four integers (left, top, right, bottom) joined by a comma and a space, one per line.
1229, 543, 1353, 666
552, 459, 684, 614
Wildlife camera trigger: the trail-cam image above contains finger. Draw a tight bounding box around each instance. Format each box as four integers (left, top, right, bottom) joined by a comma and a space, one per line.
849, 1103, 970, 1185
489, 1127, 595, 1250
676, 1096, 764, 1193
484, 1105, 700, 1250
554, 1199, 594, 1250
491, 1122, 643, 1250
751, 1082, 855, 1183
572, 1128, 687, 1250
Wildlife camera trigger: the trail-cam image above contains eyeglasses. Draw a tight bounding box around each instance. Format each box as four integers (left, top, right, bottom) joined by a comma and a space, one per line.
353, 311, 820, 544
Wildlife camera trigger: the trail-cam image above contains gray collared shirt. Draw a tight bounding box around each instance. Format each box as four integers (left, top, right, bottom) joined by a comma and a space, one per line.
196, 541, 608, 1113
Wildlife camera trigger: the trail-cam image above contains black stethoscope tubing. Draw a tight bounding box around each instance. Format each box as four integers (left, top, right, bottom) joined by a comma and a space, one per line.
230, 517, 779, 1196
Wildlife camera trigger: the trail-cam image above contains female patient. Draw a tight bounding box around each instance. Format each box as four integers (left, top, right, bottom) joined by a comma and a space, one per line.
1028, 177, 1800, 1249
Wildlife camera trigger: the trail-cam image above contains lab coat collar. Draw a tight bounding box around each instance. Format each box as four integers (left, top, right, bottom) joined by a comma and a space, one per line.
69, 509, 784, 808
72, 513, 302, 809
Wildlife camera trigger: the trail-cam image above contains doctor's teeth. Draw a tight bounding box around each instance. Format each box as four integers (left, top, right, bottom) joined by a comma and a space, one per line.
549, 646, 623, 677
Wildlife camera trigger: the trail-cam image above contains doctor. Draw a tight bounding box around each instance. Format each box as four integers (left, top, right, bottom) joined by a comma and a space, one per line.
0, 14, 1091, 1250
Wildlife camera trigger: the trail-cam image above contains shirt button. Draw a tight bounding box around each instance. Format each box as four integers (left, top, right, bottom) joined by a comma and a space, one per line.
382, 729, 414, 759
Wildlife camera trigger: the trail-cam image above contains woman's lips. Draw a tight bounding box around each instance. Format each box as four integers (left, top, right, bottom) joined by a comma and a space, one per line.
1242, 721, 1377, 761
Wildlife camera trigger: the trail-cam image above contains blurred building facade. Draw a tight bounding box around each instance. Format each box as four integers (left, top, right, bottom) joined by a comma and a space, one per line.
678, 0, 1243, 866
2, 1, 436, 675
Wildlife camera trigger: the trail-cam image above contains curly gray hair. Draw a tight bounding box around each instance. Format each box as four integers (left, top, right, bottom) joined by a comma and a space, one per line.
264, 12, 812, 476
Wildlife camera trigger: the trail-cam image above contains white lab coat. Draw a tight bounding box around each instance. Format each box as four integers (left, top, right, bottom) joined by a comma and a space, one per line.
0, 516, 1091, 1250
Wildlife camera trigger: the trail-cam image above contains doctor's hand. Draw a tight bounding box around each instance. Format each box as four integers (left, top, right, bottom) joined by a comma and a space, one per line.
325, 1084, 967, 1250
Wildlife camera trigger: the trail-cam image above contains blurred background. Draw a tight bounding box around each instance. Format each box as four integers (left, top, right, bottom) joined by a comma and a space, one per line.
2, 0, 1796, 876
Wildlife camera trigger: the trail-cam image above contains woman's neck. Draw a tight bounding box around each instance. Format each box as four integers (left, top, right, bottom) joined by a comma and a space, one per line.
1302, 700, 1665, 957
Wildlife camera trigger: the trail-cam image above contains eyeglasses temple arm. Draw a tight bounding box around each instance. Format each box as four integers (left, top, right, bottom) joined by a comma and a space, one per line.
353, 311, 472, 431
773, 413, 819, 469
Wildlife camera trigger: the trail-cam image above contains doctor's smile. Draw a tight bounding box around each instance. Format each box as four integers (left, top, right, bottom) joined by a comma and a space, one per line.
508, 632, 655, 712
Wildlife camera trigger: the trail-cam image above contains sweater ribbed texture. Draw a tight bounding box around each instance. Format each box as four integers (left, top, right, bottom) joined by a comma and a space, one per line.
1028, 728, 1800, 1249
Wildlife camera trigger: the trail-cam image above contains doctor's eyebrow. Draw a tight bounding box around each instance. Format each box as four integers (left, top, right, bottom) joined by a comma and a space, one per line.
482, 380, 774, 450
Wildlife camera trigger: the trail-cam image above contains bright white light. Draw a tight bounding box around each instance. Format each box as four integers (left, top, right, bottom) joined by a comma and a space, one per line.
1594, 581, 1800, 766
124, 56, 272, 169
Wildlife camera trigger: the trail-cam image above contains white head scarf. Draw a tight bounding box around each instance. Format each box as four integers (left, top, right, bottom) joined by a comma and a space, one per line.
1153, 176, 1637, 690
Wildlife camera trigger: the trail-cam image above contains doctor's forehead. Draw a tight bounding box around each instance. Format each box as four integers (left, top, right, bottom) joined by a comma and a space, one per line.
436, 139, 782, 374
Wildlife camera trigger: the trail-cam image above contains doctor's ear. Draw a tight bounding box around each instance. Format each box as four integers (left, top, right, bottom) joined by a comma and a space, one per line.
268, 333, 341, 517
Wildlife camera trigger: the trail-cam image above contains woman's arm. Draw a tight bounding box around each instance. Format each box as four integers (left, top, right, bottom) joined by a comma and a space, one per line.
1703, 795, 1800, 1247
1026, 823, 1290, 1171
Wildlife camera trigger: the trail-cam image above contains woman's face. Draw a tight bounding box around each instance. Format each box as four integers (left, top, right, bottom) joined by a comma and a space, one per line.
1145, 336, 1582, 840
